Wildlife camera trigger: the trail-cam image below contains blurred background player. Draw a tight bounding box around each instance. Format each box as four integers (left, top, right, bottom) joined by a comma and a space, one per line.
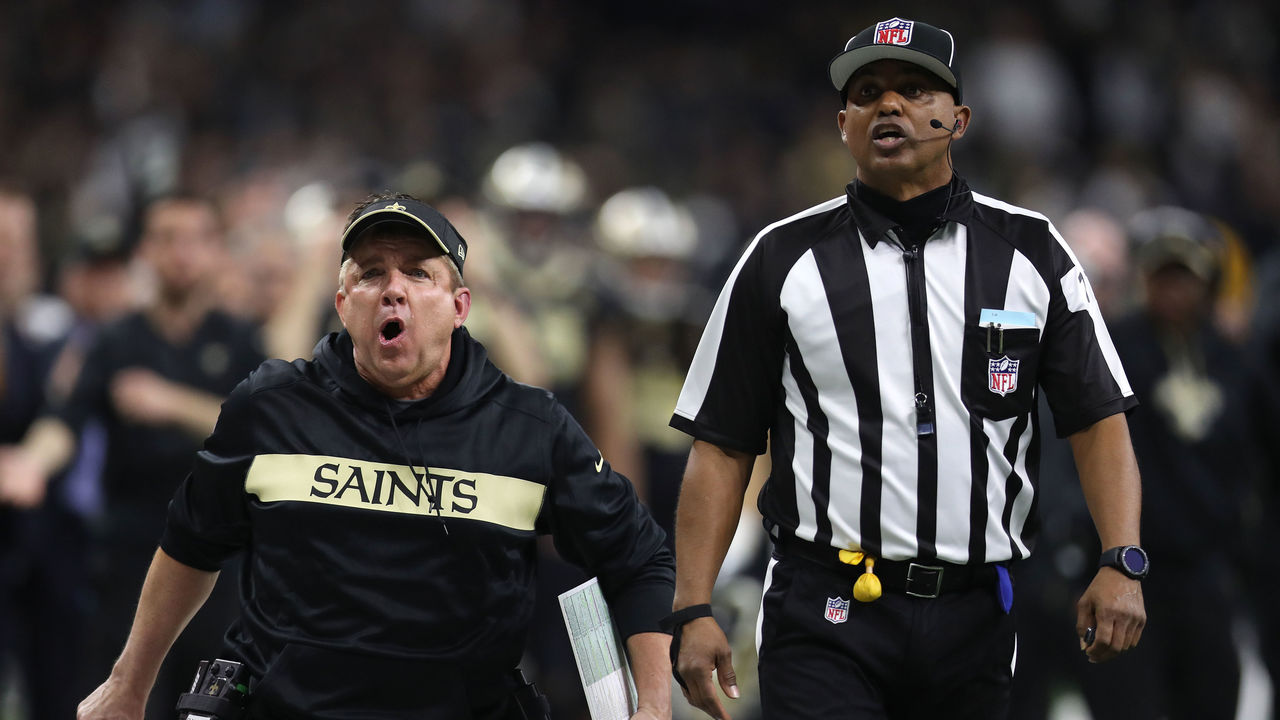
1071, 206, 1267, 720
585, 185, 707, 531
0, 185, 82, 720
0, 193, 266, 720
1018, 206, 1275, 720
585, 187, 772, 720
467, 141, 601, 720
215, 179, 349, 362
469, 142, 597, 408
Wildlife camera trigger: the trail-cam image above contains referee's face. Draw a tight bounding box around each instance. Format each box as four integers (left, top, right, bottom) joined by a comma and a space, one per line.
838, 59, 970, 200
336, 232, 471, 400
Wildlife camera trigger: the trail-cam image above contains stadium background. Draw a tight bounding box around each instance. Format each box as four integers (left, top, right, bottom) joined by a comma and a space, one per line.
1, 0, 1278, 718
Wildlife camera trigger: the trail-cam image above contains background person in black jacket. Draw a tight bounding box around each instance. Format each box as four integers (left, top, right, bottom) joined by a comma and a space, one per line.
0, 185, 83, 720
0, 193, 265, 719
75, 192, 675, 720
1087, 206, 1268, 720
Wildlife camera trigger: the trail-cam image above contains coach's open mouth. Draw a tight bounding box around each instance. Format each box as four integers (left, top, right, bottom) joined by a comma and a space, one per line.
379, 319, 404, 344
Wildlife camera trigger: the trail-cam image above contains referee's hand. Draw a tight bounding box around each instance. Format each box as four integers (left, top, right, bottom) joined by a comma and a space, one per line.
1075, 567, 1146, 663
674, 617, 739, 720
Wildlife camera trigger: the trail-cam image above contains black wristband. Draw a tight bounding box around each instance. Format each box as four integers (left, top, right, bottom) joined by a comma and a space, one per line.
659, 604, 714, 633
662, 604, 715, 692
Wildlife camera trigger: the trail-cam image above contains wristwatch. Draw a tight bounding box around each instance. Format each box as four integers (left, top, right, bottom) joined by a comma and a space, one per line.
1099, 545, 1150, 580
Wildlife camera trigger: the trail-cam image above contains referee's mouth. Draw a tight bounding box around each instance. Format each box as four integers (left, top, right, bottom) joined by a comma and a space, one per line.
872, 123, 908, 151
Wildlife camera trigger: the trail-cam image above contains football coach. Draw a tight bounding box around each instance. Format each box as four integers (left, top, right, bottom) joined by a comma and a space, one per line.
78, 191, 675, 720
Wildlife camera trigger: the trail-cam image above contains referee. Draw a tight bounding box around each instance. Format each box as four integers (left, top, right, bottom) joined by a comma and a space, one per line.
664, 18, 1146, 720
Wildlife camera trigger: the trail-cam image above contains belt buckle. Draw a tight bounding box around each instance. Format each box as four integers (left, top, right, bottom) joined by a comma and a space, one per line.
905, 563, 945, 598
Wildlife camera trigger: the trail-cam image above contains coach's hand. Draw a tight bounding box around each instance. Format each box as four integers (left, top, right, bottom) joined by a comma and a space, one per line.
77, 675, 146, 720
1076, 567, 1145, 663
675, 616, 739, 720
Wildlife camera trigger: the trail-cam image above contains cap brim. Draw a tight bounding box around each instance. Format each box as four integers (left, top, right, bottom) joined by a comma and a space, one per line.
829, 45, 958, 95
1139, 238, 1217, 282
1144, 254, 1215, 282
340, 210, 452, 261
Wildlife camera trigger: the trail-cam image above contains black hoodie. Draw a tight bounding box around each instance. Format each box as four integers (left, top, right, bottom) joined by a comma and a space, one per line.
161, 327, 674, 718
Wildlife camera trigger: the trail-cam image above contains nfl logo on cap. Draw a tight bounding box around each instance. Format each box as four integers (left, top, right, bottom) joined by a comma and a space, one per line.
824, 597, 850, 624
988, 356, 1020, 396
828, 17, 962, 103
874, 18, 914, 45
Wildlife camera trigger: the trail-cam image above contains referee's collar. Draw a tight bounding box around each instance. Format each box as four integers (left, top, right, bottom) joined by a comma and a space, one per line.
845, 174, 972, 248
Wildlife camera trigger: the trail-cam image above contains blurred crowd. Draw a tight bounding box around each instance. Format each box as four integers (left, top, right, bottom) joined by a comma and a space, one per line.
1, 0, 1279, 718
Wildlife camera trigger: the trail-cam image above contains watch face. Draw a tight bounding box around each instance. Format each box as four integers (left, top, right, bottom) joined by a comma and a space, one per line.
1122, 547, 1147, 574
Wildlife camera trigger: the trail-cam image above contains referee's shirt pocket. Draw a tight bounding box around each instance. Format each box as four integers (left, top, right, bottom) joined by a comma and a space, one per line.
961, 321, 1040, 421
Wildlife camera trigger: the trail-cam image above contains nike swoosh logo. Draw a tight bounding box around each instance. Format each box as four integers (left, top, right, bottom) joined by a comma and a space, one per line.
595, 452, 604, 473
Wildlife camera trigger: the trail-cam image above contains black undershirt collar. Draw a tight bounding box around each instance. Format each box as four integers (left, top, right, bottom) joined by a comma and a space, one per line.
849, 179, 953, 250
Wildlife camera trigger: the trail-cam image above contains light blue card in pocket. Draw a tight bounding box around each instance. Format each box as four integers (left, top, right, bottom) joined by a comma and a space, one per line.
979, 308, 1036, 328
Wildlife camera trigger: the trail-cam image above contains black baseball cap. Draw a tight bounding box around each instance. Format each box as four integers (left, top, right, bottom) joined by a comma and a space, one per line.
340, 197, 468, 276
829, 18, 962, 103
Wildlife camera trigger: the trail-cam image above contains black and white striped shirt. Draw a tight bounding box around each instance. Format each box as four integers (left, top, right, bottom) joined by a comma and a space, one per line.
671, 176, 1135, 565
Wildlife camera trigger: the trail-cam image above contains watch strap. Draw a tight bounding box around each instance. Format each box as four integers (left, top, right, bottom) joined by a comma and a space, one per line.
661, 604, 715, 691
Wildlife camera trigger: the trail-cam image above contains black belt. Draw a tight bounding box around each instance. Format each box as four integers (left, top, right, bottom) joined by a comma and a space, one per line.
773, 535, 998, 599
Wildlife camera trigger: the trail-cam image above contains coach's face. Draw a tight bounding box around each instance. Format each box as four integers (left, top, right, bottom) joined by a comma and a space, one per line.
336, 231, 470, 400
838, 59, 970, 200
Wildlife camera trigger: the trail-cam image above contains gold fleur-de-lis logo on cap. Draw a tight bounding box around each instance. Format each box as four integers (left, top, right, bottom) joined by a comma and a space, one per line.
385, 202, 407, 211
457, 245, 466, 260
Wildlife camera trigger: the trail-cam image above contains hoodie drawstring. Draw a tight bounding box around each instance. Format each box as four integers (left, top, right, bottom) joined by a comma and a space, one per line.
386, 402, 450, 535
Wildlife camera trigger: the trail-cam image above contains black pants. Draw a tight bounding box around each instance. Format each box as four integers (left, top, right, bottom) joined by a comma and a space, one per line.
758, 556, 1014, 720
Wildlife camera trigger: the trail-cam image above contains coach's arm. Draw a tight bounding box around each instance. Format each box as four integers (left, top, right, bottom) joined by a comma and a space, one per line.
78, 548, 218, 720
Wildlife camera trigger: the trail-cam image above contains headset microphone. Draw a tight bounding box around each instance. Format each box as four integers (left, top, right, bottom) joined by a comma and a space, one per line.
929, 117, 962, 231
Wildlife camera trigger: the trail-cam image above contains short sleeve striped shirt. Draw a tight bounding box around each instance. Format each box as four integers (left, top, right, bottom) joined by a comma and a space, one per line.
671, 177, 1135, 564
